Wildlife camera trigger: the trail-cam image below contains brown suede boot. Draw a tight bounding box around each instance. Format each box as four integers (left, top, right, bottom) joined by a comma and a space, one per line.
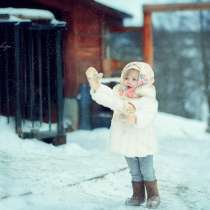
125, 181, 145, 206
144, 180, 160, 209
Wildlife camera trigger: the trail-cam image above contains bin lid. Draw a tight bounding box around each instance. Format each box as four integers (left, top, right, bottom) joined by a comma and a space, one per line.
0, 7, 55, 22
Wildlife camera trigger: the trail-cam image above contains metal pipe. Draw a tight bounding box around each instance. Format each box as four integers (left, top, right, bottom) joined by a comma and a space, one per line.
29, 29, 35, 127
37, 30, 43, 124
0, 25, 3, 115
14, 23, 21, 133
22, 27, 28, 121
55, 30, 64, 135
46, 31, 52, 131
4, 27, 10, 123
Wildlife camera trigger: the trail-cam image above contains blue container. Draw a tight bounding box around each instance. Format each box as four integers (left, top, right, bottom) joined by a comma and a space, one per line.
78, 84, 92, 129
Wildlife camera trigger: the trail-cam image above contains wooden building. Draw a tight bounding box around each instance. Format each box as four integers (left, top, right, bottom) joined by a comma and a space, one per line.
0, 0, 131, 97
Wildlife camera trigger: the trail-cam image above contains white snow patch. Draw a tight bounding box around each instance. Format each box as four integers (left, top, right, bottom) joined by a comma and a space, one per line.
0, 8, 55, 21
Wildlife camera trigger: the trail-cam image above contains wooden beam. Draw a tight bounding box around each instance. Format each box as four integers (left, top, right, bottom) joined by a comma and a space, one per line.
143, 2, 210, 12
143, 11, 153, 67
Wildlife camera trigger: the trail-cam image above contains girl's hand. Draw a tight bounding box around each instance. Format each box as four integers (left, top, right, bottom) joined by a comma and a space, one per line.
86, 67, 103, 91
123, 102, 136, 124
124, 102, 136, 114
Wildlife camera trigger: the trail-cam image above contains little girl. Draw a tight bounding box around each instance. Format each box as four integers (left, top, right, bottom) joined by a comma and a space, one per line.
86, 61, 160, 209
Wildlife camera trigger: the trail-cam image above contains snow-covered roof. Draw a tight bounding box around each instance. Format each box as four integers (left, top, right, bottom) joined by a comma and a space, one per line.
0, 7, 55, 21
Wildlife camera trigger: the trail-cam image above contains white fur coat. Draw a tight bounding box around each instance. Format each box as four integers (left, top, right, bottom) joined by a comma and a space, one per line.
90, 84, 158, 157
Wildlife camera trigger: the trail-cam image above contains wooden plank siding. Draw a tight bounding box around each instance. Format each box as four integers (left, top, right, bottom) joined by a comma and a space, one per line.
62, 2, 126, 96
63, 3, 103, 96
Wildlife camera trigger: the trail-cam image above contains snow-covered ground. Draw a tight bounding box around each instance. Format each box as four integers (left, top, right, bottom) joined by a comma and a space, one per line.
0, 112, 210, 210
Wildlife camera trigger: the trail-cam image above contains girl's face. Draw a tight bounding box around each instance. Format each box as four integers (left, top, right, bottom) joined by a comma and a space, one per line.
123, 69, 139, 89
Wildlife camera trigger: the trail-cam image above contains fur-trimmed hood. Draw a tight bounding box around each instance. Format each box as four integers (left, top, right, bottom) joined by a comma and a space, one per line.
120, 61, 154, 85
118, 61, 156, 98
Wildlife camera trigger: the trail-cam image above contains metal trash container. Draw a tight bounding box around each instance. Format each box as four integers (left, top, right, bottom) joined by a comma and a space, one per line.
0, 8, 66, 145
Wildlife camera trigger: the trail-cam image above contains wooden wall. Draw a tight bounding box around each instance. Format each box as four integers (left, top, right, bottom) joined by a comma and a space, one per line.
63, 3, 104, 96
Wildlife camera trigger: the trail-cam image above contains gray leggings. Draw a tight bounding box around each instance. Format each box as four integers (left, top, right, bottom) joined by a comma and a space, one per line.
125, 155, 156, 182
